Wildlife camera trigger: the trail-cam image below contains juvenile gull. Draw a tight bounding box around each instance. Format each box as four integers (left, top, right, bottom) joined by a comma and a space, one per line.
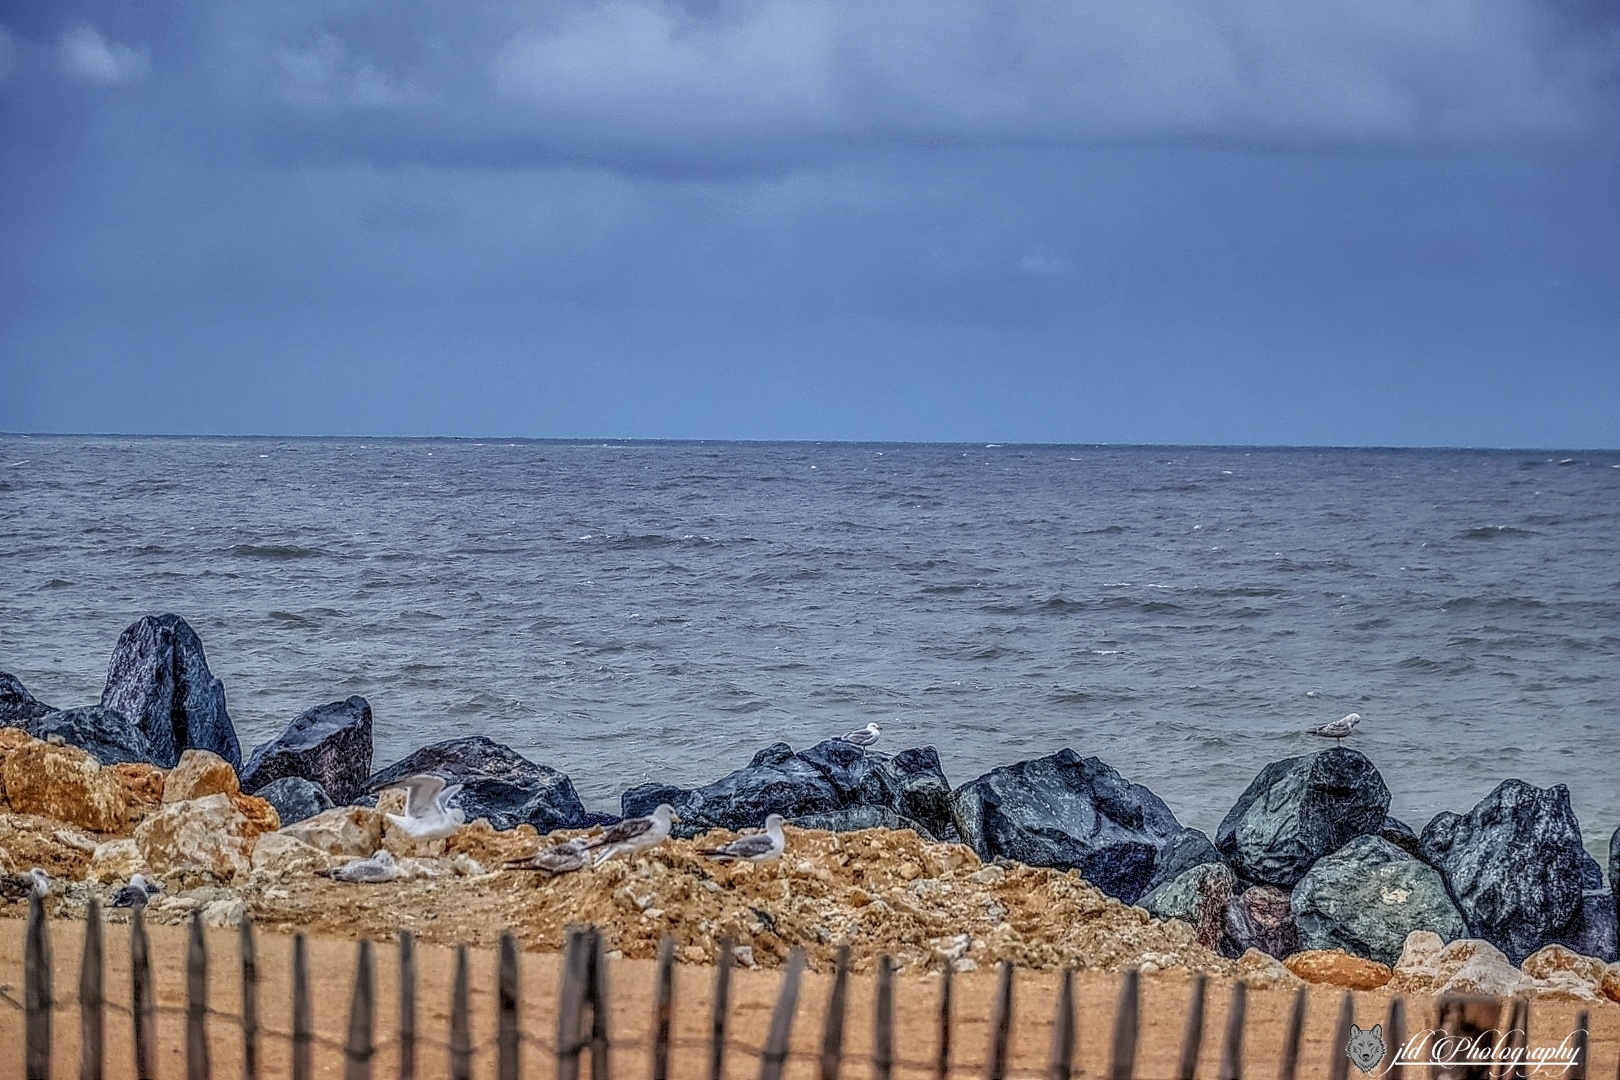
381, 774, 466, 841
587, 804, 677, 866
504, 837, 590, 876
699, 814, 786, 863
0, 868, 51, 902
837, 721, 881, 749
1309, 713, 1362, 742
317, 850, 401, 884
110, 873, 161, 909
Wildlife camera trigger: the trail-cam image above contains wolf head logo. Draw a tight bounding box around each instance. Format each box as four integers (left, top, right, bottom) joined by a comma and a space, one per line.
1345, 1022, 1385, 1074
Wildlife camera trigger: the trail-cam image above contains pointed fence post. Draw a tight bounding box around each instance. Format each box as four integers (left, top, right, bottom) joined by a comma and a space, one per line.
80, 897, 104, 1080
186, 911, 211, 1080
1502, 998, 1529, 1080
588, 929, 612, 1080
1047, 969, 1074, 1080
759, 951, 806, 1080
499, 933, 521, 1080
1176, 973, 1207, 1080
985, 961, 1013, 1080
1434, 997, 1503, 1080
1383, 999, 1406, 1080
25, 893, 51, 1080
651, 936, 677, 1080
935, 963, 953, 1080
710, 937, 734, 1080
1107, 968, 1139, 1080
818, 946, 850, 1080
398, 932, 416, 1080
1215, 980, 1245, 1080
292, 933, 313, 1080
450, 945, 473, 1080
1276, 987, 1306, 1080
131, 906, 156, 1080
241, 915, 260, 1080
1327, 991, 1353, 1080
874, 955, 895, 1080
344, 940, 375, 1080
557, 929, 591, 1080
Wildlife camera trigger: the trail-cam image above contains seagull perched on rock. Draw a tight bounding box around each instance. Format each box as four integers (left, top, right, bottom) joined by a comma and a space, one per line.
838, 721, 881, 750
587, 804, 677, 866
0, 868, 51, 902
381, 774, 466, 841
504, 837, 591, 876
316, 850, 402, 884
699, 814, 787, 863
1309, 713, 1362, 742
110, 873, 162, 909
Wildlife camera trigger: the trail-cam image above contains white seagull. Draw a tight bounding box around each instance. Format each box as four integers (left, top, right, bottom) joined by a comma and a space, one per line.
504, 837, 591, 876
1309, 713, 1362, 742
316, 850, 402, 884
838, 721, 882, 749
587, 804, 677, 866
382, 774, 467, 840
0, 867, 51, 902
110, 873, 162, 909
699, 814, 787, 863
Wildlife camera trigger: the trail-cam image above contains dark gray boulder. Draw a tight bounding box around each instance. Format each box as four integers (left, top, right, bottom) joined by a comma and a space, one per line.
1578, 852, 1604, 891
23, 706, 155, 766
1419, 779, 1588, 964
1379, 815, 1423, 859
1224, 885, 1299, 960
257, 776, 333, 826
241, 696, 373, 805
1611, 825, 1618, 894
99, 614, 241, 768
1545, 891, 1618, 963
1215, 748, 1391, 888
1142, 828, 1223, 896
367, 736, 596, 833
948, 749, 1187, 904
792, 807, 929, 834
1140, 861, 1233, 952
0, 672, 53, 727
797, 742, 955, 839
1291, 835, 1467, 966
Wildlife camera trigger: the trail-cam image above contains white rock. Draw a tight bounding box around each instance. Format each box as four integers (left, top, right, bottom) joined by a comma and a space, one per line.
202, 897, 246, 927
250, 831, 331, 878
1392, 934, 1525, 998
134, 793, 254, 883
279, 805, 384, 857
87, 838, 147, 884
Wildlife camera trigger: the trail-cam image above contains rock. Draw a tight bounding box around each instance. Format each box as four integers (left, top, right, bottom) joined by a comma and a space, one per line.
1419, 779, 1588, 963
1579, 852, 1604, 890
1611, 824, 1618, 894
1379, 815, 1423, 858
793, 807, 930, 834
1604, 963, 1620, 1004
278, 805, 384, 857
1224, 884, 1299, 960
1215, 748, 1390, 888
1140, 861, 1234, 952
1291, 835, 1467, 966
86, 838, 147, 883
794, 742, 955, 839
948, 749, 1187, 903
0, 672, 53, 726
1235, 947, 1300, 987
202, 897, 246, 927
107, 762, 166, 812
1523, 943, 1607, 985
133, 792, 254, 882
257, 776, 333, 826
241, 696, 373, 806
1284, 949, 1394, 990
1389, 932, 1526, 997
163, 749, 240, 802
1141, 828, 1223, 895
368, 736, 594, 833
100, 614, 241, 768
2, 739, 131, 832
250, 831, 331, 877
625, 743, 841, 836
1545, 891, 1618, 962
22, 706, 155, 766
232, 794, 280, 837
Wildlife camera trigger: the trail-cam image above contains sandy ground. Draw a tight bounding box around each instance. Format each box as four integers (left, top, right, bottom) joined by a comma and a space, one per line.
2, 920, 1618, 1080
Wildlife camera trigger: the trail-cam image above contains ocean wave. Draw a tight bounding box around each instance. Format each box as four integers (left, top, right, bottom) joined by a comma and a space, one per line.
1459, 526, 1540, 540
1440, 595, 1547, 611
228, 543, 326, 560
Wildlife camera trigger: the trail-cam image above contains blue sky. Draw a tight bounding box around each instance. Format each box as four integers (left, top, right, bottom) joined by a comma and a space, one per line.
2, 0, 1617, 445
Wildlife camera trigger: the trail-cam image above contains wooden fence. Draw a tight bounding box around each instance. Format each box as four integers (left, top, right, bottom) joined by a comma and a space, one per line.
11, 894, 1603, 1080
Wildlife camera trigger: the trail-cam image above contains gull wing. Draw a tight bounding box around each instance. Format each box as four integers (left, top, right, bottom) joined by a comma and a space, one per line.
437, 783, 465, 810
706, 834, 777, 860
588, 815, 654, 849
393, 774, 447, 817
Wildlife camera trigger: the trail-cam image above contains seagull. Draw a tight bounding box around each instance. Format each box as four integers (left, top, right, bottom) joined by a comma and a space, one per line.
110, 873, 162, 909
838, 721, 881, 750
586, 804, 677, 866
316, 850, 402, 884
504, 837, 591, 876
1309, 713, 1362, 742
0, 868, 51, 902
699, 814, 787, 863
381, 774, 467, 841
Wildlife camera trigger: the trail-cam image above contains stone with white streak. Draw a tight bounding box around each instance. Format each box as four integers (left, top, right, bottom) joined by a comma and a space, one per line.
134, 792, 254, 882
277, 805, 384, 857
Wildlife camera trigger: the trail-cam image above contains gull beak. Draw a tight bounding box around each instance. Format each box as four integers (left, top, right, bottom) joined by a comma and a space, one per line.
671, 813, 682, 824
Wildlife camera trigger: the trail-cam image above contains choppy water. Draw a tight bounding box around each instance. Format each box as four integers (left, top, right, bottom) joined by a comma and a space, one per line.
2, 436, 1617, 856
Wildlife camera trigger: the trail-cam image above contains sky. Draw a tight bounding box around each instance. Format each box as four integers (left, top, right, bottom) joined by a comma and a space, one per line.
1, 0, 1618, 446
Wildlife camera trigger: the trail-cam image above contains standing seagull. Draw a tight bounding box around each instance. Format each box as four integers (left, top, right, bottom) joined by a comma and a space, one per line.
699, 814, 787, 863
317, 850, 402, 884
381, 774, 467, 841
838, 721, 882, 750
111, 873, 162, 909
587, 804, 677, 866
504, 837, 591, 876
0, 868, 51, 902
1309, 713, 1362, 742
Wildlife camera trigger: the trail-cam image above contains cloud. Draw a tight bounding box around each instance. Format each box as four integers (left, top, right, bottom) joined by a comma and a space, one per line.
276, 35, 415, 109
58, 24, 148, 86
0, 25, 17, 83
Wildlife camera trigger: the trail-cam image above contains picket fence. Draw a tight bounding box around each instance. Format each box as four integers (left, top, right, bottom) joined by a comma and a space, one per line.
12, 894, 1602, 1080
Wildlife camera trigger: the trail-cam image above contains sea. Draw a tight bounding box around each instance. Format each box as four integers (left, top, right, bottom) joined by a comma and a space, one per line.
2, 436, 1617, 859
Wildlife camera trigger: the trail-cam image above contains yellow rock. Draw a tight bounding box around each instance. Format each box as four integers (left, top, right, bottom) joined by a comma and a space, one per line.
162, 749, 239, 802
278, 805, 384, 857
87, 838, 148, 884
232, 794, 281, 837
2, 740, 130, 832
1602, 964, 1620, 1004
1521, 944, 1606, 985
108, 762, 166, 812
1284, 949, 1393, 990
249, 831, 330, 878
134, 792, 254, 882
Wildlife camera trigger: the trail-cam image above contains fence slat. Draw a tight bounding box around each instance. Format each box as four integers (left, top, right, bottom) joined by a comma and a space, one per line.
1327, 991, 1352, 1080
398, 932, 417, 1080
499, 933, 521, 1080
131, 906, 156, 1080
1569, 1009, 1587, 1080
80, 897, 104, 1080
1176, 973, 1207, 1080
450, 945, 473, 1080
293, 934, 313, 1080
1383, 999, 1406, 1080
1216, 980, 1246, 1080
344, 940, 375, 1080
558, 929, 591, 1080
187, 911, 211, 1080
710, 936, 734, 1080
1504, 998, 1530, 1080
935, 963, 953, 1080
589, 929, 612, 1080
818, 945, 850, 1080
1276, 987, 1306, 1080
985, 961, 1014, 1080
875, 954, 895, 1080
26, 893, 51, 1080
1047, 968, 1074, 1080
759, 951, 806, 1080
652, 936, 677, 1080
1434, 997, 1503, 1080
1107, 968, 1139, 1080
241, 916, 260, 1080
